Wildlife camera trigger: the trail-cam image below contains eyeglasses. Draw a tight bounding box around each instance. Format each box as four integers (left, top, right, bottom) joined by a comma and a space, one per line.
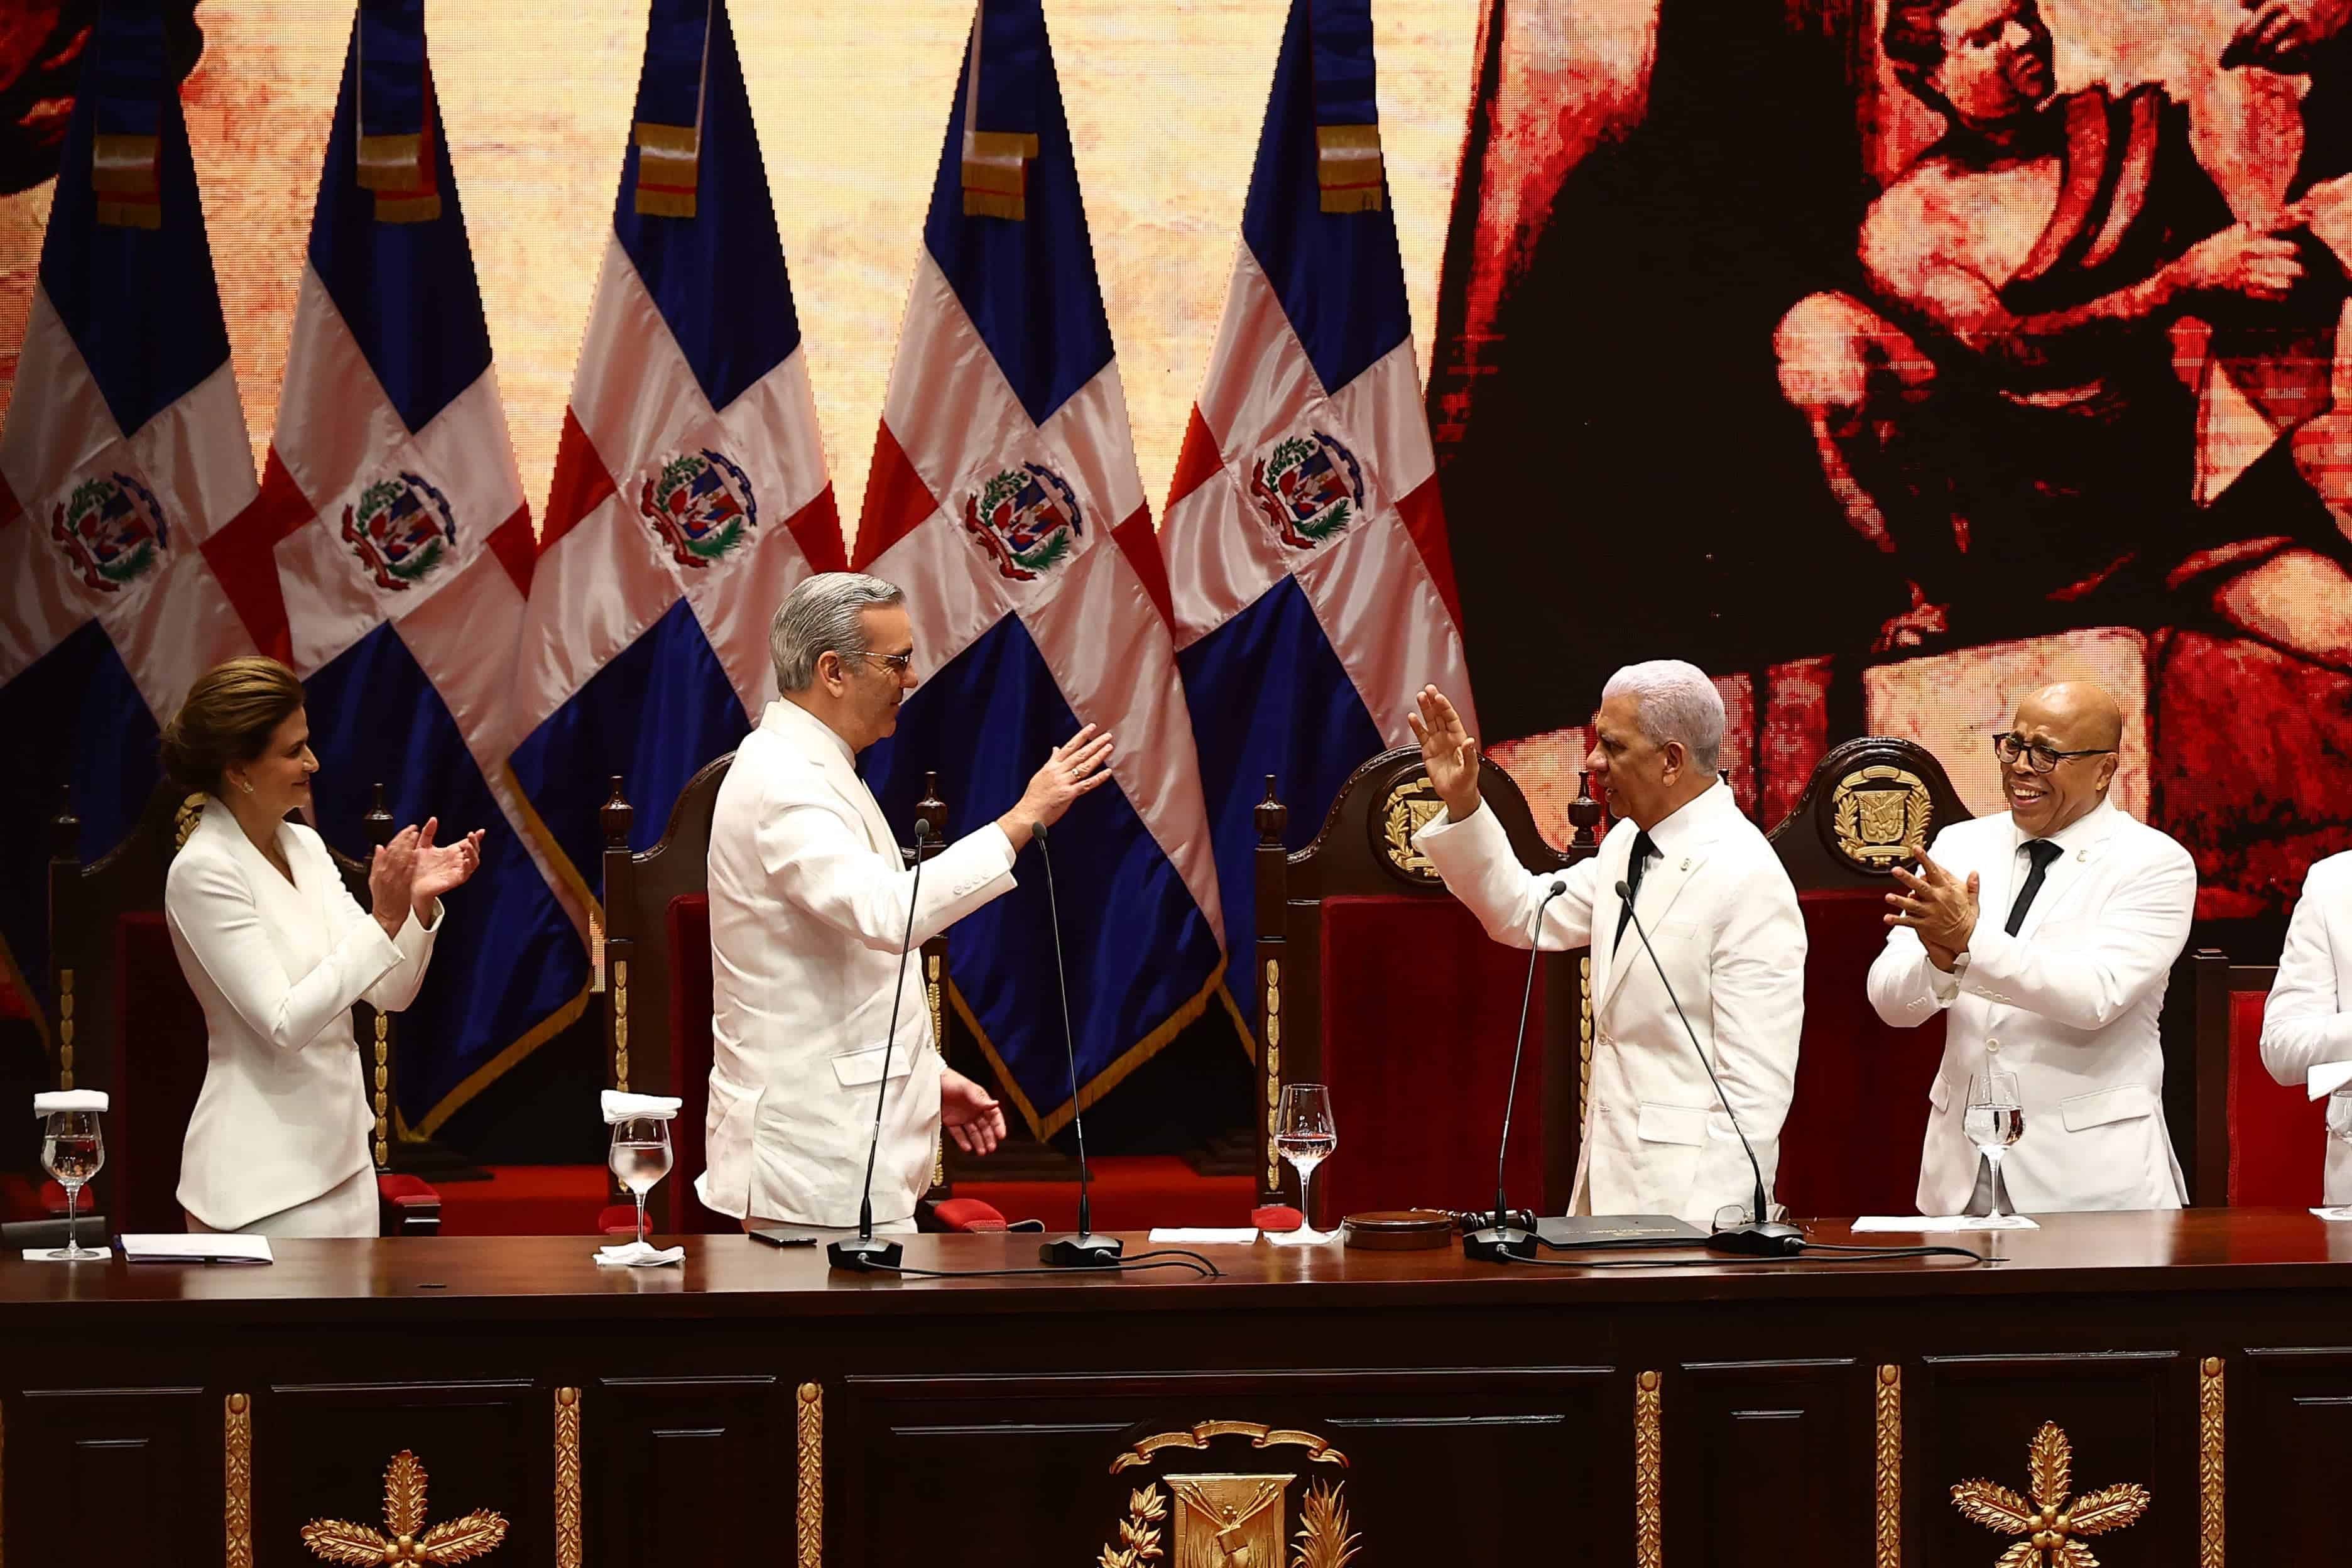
1990, 732, 2115, 774
852, 651, 915, 675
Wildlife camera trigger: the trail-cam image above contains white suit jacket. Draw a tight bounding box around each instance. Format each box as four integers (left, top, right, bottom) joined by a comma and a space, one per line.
696, 700, 1018, 1227
1866, 797, 2195, 1214
1417, 782, 1807, 1227
2262, 850, 2352, 1206
166, 799, 437, 1230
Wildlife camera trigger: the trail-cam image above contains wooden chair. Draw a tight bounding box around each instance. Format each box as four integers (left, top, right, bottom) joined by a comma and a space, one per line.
1764, 736, 1974, 1219
2191, 950, 2321, 1206
45, 782, 440, 1237
599, 763, 986, 1233
1251, 749, 1592, 1220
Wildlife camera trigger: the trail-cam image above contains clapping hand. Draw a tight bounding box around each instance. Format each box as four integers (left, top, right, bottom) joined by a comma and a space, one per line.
408, 817, 485, 923
368, 825, 421, 939
1405, 685, 1481, 819
1884, 851, 1981, 971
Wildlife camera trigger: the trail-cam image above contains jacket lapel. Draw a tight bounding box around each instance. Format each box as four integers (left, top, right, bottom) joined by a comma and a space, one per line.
2013, 811, 2118, 942
1596, 837, 1715, 1021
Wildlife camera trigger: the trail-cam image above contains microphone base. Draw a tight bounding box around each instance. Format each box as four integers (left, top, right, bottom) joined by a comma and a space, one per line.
1462, 1224, 1539, 1263
1705, 1222, 1805, 1258
825, 1234, 905, 1272
1040, 1232, 1126, 1268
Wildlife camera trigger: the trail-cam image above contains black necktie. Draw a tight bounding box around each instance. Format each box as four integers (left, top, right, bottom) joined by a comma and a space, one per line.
1614, 830, 1660, 943
2005, 839, 2062, 936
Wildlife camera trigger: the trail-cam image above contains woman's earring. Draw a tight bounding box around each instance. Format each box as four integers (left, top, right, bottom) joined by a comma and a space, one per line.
238, 778, 254, 795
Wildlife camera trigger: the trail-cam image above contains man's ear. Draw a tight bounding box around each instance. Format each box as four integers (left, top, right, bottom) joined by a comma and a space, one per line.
1660, 739, 1686, 782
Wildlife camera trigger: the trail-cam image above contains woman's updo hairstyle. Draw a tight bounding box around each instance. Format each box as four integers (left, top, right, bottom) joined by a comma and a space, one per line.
158, 657, 305, 796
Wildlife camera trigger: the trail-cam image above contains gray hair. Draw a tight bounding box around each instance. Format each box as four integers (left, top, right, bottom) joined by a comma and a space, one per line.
1601, 659, 1724, 773
770, 572, 905, 693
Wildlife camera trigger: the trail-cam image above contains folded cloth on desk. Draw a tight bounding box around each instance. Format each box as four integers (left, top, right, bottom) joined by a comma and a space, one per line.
601, 1091, 682, 1124
2308, 1063, 2352, 1099
33, 1090, 108, 1115
1148, 1228, 1259, 1244
595, 1240, 684, 1266
1851, 1214, 2039, 1233
120, 1233, 273, 1263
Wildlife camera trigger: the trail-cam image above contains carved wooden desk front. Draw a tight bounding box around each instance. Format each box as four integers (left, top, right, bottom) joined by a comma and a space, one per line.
3, 1209, 2349, 1566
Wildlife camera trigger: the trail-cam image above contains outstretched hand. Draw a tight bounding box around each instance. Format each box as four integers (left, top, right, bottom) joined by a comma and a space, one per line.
940, 1068, 1007, 1155
1405, 685, 1481, 819
999, 725, 1116, 851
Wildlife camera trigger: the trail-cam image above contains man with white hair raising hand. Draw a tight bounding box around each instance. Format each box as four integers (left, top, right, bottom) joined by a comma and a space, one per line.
1409, 663, 1807, 1229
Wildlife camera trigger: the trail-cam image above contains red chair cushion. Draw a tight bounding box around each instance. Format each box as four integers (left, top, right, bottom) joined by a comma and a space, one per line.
1250, 1204, 1304, 1233
927, 1197, 1008, 1233
114, 912, 210, 1234
2228, 988, 2328, 1206
1773, 889, 1943, 1220
1317, 896, 1544, 1220
663, 894, 728, 1234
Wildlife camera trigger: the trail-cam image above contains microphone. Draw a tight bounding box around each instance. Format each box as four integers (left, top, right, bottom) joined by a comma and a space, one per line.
1464, 879, 1568, 1264
1032, 821, 1123, 1267
1613, 879, 1804, 1258
828, 817, 935, 1271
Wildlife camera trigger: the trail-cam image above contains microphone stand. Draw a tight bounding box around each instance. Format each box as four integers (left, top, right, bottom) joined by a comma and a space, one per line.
828, 818, 934, 1272
1464, 879, 1567, 1264
1614, 880, 1804, 1259
1032, 822, 1123, 1267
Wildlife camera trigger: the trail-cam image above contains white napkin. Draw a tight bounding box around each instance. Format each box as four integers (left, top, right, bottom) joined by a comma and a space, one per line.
1148, 1228, 1259, 1244
601, 1091, 681, 1124
121, 1233, 272, 1263
595, 1240, 684, 1266
2307, 1063, 2352, 1100
33, 1089, 108, 1115
1261, 1227, 1336, 1246
21, 1248, 107, 1262
1851, 1214, 2040, 1233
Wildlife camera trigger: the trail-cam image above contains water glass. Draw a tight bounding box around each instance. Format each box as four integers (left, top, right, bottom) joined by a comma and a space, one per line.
41, 1109, 107, 1261
1275, 1084, 1337, 1242
608, 1116, 673, 1246
1962, 1069, 2025, 1221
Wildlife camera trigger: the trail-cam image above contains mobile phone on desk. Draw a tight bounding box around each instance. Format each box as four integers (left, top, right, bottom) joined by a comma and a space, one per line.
748, 1228, 820, 1248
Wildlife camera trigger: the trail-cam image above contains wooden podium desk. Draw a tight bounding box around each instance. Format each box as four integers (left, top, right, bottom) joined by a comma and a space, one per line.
4, 1209, 2350, 1566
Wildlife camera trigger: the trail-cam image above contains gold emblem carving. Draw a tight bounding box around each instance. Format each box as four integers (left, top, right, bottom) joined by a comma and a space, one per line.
1635, 1371, 1662, 1568
1949, 1421, 2148, 1567
612, 957, 630, 1092
553, 1388, 581, 1568
1831, 765, 1932, 870
300, 1449, 508, 1563
1099, 1426, 1356, 1568
1875, 1366, 1900, 1568
2198, 1358, 2223, 1568
1263, 959, 1282, 1192
796, 1383, 822, 1568
1373, 776, 1447, 883
226, 1393, 254, 1568
373, 1015, 392, 1168
1579, 956, 1594, 1132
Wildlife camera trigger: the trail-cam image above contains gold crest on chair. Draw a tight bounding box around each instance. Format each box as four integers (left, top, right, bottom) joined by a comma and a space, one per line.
1099, 1424, 1359, 1568
1373, 775, 1447, 885
1829, 765, 1932, 871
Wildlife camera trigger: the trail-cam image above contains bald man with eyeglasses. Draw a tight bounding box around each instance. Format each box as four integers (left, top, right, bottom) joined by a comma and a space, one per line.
1866, 682, 2197, 1214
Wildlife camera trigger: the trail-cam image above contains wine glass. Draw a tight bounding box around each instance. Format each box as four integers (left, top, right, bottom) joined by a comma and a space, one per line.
1276, 1084, 1337, 1243
1962, 1069, 2025, 1221
607, 1116, 673, 1247
41, 1109, 107, 1261
2318, 1091, 2352, 1221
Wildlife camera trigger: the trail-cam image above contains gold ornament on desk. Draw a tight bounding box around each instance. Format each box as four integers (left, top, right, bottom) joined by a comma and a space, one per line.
1097, 1424, 1358, 1568
301, 1449, 508, 1564
1949, 1421, 2148, 1567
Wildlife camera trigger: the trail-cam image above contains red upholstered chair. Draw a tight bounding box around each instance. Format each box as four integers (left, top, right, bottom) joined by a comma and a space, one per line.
1765, 737, 1974, 1220
599, 765, 999, 1234
46, 783, 440, 1237
2194, 950, 2324, 1206
1252, 749, 1590, 1221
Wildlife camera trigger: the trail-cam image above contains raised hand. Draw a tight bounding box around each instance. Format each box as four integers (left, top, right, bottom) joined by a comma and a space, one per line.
1884, 850, 1981, 969
1405, 685, 1481, 819
998, 724, 1117, 849
368, 825, 421, 939
408, 817, 485, 921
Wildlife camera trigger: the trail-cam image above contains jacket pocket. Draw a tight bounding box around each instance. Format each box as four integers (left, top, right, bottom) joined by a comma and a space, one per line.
1636, 1101, 1709, 1146
831, 1043, 917, 1087
2058, 1082, 2155, 1131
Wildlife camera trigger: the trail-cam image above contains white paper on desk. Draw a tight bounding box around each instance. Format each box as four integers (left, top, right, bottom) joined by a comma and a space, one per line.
21, 1247, 109, 1262
2307, 1062, 2352, 1099
1851, 1214, 2040, 1233
120, 1233, 273, 1263
594, 1240, 683, 1267
1261, 1228, 1337, 1247
1148, 1228, 1258, 1244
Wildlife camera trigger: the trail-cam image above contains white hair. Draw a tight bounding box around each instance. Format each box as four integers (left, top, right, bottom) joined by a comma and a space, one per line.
771, 572, 905, 693
1601, 659, 1724, 773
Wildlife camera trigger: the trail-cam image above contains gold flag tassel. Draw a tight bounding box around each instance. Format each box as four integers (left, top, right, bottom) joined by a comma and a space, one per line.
355, 132, 422, 190
962, 129, 1037, 220
92, 133, 161, 229
634, 121, 699, 219
1315, 123, 1385, 214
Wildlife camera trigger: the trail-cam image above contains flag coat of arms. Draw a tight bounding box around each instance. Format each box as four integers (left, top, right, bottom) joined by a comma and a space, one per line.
1161, 0, 1476, 965
0, 0, 258, 1025
852, 0, 1228, 1136
200, 0, 580, 1131
504, 0, 843, 952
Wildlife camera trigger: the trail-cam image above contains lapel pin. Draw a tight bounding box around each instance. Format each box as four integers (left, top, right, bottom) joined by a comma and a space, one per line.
1679, 858, 1690, 872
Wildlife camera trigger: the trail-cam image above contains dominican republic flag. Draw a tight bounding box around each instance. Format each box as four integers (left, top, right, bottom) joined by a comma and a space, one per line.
852, 0, 1228, 1138
0, 0, 257, 1030
1162, 0, 1475, 964
201, 0, 580, 1133
504, 0, 842, 966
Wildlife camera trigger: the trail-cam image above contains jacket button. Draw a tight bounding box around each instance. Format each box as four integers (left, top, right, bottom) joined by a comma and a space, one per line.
1985, 1039, 2000, 1054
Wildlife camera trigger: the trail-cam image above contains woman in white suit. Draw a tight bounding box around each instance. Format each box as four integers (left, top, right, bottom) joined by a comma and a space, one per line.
160, 657, 482, 1236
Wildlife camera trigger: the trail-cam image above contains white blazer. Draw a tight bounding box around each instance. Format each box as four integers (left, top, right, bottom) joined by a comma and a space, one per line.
166, 800, 438, 1231
695, 700, 1018, 1228
1866, 797, 2195, 1214
1417, 781, 1807, 1227
2262, 850, 2352, 1206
